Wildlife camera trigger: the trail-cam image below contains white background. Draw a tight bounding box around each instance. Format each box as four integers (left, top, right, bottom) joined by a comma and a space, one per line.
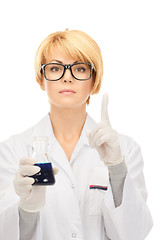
0, 0, 159, 238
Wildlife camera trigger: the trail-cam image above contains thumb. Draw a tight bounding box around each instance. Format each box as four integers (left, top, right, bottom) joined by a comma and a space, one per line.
52, 167, 59, 175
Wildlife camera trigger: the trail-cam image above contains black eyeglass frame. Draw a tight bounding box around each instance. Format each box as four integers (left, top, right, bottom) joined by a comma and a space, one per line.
40, 62, 94, 81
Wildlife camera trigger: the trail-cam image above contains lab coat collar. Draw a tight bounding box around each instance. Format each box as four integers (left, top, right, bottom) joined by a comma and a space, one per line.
31, 112, 96, 147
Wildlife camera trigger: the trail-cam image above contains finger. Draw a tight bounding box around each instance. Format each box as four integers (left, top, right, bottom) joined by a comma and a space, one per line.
90, 131, 104, 147
20, 157, 37, 166
95, 133, 114, 147
52, 167, 59, 175
19, 165, 41, 176
96, 132, 120, 148
18, 175, 35, 186
15, 185, 32, 198
89, 123, 107, 147
101, 93, 111, 127
20, 185, 32, 199
87, 122, 107, 145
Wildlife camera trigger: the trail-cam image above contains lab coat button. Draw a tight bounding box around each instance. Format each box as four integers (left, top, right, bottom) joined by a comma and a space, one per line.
71, 184, 74, 188
72, 233, 76, 238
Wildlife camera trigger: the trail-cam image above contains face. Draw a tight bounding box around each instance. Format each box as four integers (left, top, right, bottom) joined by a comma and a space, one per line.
40, 47, 93, 109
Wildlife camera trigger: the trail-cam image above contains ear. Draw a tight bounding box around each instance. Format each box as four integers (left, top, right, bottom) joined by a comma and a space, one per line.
90, 77, 95, 94
40, 79, 46, 91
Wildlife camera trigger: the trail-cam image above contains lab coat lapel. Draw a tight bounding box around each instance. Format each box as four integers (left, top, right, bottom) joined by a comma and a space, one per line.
48, 140, 76, 183
69, 113, 96, 163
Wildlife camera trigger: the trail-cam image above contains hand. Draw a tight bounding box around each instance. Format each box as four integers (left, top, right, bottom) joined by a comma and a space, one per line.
14, 158, 48, 212
86, 93, 123, 166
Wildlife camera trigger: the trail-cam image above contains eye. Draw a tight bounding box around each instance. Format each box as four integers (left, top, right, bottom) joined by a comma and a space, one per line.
76, 67, 86, 72
50, 66, 61, 72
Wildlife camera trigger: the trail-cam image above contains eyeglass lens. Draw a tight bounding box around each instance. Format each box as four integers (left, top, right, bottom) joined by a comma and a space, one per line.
44, 63, 92, 80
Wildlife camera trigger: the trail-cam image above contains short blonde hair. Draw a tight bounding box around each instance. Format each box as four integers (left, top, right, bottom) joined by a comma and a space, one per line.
34, 29, 103, 105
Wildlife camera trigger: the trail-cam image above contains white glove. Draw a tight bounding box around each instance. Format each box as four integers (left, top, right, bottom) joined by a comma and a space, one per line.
86, 93, 123, 166
14, 157, 46, 212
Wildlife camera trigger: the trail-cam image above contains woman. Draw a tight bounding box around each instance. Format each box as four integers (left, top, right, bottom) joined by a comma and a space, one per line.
0, 29, 153, 240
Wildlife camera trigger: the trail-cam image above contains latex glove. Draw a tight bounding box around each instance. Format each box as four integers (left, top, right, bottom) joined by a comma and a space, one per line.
14, 157, 47, 212
86, 93, 123, 166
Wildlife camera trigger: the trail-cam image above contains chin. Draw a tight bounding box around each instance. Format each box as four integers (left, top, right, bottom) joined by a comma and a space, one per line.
51, 101, 86, 109
49, 95, 88, 108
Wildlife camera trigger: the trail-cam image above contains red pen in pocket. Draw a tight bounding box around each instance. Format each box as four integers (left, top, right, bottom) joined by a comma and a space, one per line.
89, 185, 108, 191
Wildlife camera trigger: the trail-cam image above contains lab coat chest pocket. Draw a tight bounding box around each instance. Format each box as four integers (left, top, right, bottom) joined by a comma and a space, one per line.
89, 166, 109, 216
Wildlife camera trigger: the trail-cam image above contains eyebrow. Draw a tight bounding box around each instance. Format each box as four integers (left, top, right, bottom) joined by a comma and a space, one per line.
50, 59, 63, 64
50, 59, 79, 64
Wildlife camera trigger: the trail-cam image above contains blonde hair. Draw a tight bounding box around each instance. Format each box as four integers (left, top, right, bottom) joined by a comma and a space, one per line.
34, 29, 103, 105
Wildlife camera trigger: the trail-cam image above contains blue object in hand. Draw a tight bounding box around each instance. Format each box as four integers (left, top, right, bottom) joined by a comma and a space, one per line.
31, 162, 55, 185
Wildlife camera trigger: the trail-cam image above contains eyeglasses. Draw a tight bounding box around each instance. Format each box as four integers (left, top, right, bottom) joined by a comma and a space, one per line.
40, 62, 94, 81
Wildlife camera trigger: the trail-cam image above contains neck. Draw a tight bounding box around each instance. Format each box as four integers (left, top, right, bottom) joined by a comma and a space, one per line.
49, 104, 87, 142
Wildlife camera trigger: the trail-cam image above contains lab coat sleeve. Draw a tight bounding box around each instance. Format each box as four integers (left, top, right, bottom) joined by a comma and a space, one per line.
19, 207, 40, 240
0, 138, 20, 240
102, 139, 153, 240
0, 138, 42, 240
108, 160, 127, 207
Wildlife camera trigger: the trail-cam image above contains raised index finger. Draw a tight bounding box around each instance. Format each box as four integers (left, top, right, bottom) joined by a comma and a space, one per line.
101, 93, 111, 126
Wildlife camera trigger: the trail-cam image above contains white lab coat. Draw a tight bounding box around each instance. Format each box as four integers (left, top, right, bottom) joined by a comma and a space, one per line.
0, 113, 153, 240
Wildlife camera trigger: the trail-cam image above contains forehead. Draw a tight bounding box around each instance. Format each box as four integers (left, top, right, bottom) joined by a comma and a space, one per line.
45, 45, 86, 64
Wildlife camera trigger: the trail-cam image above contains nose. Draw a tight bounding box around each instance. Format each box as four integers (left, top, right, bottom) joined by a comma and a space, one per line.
62, 68, 74, 83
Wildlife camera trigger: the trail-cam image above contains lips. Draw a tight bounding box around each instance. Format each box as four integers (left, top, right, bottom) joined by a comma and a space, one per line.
59, 89, 76, 93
